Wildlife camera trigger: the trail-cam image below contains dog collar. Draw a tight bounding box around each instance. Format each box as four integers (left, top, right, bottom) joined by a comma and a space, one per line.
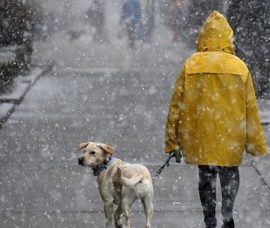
92, 156, 114, 176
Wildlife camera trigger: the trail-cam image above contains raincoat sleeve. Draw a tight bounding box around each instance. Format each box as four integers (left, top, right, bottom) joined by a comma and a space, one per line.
165, 68, 185, 153
245, 73, 268, 156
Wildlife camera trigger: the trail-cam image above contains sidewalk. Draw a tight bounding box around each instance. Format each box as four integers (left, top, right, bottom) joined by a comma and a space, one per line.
0, 57, 269, 228
0, 27, 269, 228
1, 162, 269, 228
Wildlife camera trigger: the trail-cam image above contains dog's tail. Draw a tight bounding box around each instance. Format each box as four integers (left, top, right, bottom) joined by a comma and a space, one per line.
117, 167, 143, 186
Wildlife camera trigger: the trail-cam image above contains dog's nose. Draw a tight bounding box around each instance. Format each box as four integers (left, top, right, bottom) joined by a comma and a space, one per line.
78, 157, 83, 165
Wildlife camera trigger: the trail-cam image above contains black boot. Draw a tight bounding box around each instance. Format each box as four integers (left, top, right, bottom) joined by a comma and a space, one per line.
205, 217, 217, 228
221, 219, 234, 228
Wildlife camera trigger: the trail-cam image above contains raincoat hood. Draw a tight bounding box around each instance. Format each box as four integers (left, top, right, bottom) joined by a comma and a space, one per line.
197, 11, 235, 54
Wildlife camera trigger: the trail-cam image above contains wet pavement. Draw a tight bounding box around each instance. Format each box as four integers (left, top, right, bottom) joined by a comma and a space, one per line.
0, 30, 270, 228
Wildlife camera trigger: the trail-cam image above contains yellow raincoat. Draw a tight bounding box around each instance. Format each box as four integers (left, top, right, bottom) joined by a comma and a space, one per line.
165, 11, 267, 166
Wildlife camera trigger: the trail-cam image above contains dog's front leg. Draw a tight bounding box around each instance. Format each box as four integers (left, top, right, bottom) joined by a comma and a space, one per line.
104, 202, 113, 228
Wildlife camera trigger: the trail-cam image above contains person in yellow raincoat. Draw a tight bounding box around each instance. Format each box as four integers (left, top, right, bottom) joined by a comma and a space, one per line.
165, 11, 267, 228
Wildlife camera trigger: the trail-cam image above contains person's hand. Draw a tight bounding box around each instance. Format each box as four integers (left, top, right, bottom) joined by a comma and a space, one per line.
170, 149, 182, 163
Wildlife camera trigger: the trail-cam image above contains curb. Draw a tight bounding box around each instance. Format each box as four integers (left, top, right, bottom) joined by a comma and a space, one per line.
0, 103, 15, 127
0, 64, 52, 127
0, 83, 32, 104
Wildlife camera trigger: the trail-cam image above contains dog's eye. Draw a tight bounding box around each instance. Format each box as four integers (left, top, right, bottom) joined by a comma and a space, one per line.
90, 151, 96, 155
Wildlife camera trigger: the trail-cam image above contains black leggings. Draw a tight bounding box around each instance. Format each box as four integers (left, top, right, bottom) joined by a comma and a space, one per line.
198, 166, 240, 228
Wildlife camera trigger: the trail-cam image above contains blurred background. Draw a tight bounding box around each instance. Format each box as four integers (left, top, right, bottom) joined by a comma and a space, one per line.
0, 0, 269, 97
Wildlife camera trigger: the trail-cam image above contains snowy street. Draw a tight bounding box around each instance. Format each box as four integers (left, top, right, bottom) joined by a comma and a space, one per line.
1, 28, 270, 227
1, 1, 270, 227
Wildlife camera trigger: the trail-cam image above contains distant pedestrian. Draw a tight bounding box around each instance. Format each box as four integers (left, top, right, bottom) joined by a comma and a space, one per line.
86, 0, 105, 41
169, 0, 185, 42
141, 0, 155, 42
164, 11, 267, 228
120, 0, 142, 48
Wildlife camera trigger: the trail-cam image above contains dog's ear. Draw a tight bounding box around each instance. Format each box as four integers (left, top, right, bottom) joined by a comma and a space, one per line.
98, 143, 114, 155
77, 142, 89, 151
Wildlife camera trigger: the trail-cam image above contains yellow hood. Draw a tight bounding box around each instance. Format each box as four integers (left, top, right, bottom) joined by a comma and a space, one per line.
197, 11, 235, 54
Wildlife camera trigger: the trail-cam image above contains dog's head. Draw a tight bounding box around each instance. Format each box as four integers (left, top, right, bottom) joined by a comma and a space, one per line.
77, 142, 114, 168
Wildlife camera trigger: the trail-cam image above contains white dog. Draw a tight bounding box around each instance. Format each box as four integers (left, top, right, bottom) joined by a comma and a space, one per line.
78, 142, 154, 228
